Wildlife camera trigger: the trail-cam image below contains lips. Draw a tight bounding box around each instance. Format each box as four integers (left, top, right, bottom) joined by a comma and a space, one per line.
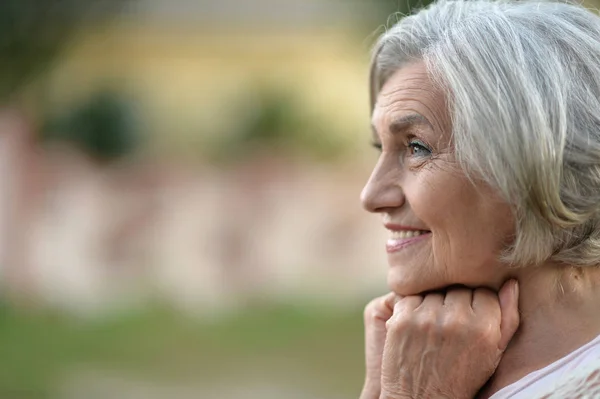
385, 228, 431, 253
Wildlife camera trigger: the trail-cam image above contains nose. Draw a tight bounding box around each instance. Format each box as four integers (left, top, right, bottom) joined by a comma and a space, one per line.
360, 159, 405, 213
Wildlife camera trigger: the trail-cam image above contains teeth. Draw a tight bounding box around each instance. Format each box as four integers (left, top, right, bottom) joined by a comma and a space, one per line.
390, 230, 428, 239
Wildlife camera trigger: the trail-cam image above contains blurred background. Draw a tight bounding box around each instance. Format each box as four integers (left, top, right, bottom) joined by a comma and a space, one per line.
1, 0, 596, 398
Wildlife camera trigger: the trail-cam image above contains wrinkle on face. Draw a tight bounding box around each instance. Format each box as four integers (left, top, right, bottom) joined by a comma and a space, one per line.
363, 61, 515, 296
374, 66, 450, 145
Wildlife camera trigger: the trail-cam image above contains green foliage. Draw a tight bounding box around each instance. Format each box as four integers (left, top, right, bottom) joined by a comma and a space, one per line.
0, 0, 127, 101
43, 90, 139, 162
208, 85, 349, 163
234, 88, 297, 147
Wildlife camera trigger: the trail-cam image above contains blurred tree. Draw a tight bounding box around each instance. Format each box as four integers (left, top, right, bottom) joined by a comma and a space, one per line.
209, 85, 348, 163
0, 0, 128, 101
43, 89, 139, 162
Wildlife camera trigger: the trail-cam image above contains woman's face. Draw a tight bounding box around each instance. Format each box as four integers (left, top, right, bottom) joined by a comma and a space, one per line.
362, 61, 515, 296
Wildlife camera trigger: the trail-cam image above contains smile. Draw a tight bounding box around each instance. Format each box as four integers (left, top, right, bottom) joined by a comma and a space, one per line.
386, 230, 431, 253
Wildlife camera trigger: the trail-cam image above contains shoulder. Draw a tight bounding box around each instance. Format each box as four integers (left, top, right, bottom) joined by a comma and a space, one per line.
539, 360, 600, 399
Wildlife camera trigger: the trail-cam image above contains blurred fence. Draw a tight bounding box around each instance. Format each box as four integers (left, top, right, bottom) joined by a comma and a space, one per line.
2, 128, 386, 314
0, 0, 399, 315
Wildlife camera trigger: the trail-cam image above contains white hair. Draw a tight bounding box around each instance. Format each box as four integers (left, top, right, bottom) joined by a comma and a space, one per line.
370, 0, 600, 267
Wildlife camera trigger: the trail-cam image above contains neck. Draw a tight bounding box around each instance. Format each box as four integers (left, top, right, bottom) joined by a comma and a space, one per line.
479, 264, 600, 399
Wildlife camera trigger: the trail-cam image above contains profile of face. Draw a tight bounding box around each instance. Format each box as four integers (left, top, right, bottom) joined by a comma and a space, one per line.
362, 61, 516, 296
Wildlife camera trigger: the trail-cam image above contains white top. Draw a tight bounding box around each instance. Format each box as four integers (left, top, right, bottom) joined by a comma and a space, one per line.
489, 334, 600, 398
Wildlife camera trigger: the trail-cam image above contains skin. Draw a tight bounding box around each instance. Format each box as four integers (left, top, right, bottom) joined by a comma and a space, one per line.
363, 62, 514, 296
359, 61, 600, 398
362, 283, 518, 399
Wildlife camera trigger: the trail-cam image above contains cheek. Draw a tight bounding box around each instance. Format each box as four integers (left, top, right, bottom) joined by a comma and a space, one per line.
407, 170, 466, 232
409, 171, 512, 267
404, 173, 460, 265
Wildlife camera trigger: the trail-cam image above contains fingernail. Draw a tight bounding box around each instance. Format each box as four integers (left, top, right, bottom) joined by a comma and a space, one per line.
513, 280, 519, 300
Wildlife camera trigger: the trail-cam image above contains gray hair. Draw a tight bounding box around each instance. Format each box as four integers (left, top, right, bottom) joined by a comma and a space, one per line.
370, 0, 600, 267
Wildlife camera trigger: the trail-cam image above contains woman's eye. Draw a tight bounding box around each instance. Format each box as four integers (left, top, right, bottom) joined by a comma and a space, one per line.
408, 140, 432, 157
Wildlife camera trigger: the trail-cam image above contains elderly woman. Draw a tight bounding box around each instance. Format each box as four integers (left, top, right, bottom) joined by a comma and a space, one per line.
359, 0, 600, 398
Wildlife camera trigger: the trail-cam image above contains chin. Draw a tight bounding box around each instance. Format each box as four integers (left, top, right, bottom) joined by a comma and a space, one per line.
386, 268, 448, 296
387, 270, 424, 296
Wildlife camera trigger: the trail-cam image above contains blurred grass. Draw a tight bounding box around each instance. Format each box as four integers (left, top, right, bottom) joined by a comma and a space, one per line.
0, 302, 366, 398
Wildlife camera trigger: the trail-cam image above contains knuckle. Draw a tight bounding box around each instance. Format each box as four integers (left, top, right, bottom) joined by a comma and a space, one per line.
440, 312, 468, 332
385, 314, 410, 333
363, 299, 378, 320
415, 309, 438, 331
384, 318, 397, 333
469, 320, 498, 346
363, 297, 385, 322
477, 320, 498, 338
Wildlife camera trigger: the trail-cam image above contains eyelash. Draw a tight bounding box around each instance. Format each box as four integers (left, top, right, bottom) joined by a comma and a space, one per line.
371, 141, 382, 151
408, 139, 432, 157
370, 139, 432, 157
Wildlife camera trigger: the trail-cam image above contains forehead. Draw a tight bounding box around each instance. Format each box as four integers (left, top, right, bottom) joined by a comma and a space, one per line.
372, 62, 450, 136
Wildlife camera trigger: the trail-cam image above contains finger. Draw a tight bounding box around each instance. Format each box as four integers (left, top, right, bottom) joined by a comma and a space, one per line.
498, 279, 520, 351
363, 293, 397, 381
388, 295, 423, 326
363, 293, 396, 343
384, 292, 402, 312
471, 287, 501, 317
419, 291, 445, 310
364, 292, 396, 326
394, 294, 423, 311
443, 288, 473, 309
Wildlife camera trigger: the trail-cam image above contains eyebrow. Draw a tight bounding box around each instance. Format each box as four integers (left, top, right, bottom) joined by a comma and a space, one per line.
371, 113, 433, 137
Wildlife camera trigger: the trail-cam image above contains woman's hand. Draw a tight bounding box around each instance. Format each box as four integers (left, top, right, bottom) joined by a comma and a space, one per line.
360, 292, 396, 399
379, 280, 520, 399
